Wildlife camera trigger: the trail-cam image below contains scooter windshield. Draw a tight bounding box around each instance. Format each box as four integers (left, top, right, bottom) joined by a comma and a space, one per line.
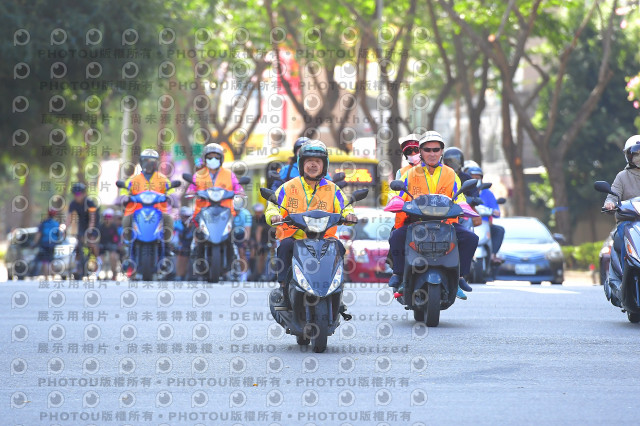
411, 194, 453, 217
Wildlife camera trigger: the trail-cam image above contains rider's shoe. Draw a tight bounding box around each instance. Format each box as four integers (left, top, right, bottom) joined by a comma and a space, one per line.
458, 277, 473, 292
456, 287, 468, 300
389, 274, 402, 289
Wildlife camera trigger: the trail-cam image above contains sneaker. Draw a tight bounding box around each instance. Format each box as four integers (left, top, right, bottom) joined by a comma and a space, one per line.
459, 277, 473, 292
389, 274, 402, 289
456, 287, 468, 300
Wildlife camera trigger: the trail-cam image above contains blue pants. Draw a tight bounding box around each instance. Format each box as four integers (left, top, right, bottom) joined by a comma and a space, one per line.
389, 222, 479, 276
490, 224, 505, 254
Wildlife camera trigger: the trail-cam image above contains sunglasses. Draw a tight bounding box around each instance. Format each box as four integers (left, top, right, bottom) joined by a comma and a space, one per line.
403, 147, 419, 154
421, 147, 442, 153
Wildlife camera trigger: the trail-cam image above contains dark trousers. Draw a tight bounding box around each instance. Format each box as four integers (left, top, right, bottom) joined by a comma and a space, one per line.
276, 237, 346, 283
389, 222, 479, 276
490, 224, 505, 254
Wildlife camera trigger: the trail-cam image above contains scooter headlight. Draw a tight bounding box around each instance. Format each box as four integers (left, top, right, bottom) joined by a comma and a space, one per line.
625, 237, 639, 261
199, 219, 210, 238
303, 216, 330, 233
207, 188, 224, 202
138, 193, 157, 205
326, 265, 343, 295
293, 264, 315, 295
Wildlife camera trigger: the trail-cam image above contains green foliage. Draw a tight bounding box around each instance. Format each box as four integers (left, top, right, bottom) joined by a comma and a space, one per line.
562, 241, 603, 270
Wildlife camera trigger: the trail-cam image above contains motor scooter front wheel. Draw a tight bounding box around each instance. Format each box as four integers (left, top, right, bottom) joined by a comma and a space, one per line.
308, 299, 330, 353
627, 311, 640, 323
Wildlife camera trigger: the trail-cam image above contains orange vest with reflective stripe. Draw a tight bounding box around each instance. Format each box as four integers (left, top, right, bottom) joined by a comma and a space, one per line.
397, 163, 415, 179
124, 172, 170, 216
194, 167, 235, 217
277, 178, 338, 240
395, 164, 458, 228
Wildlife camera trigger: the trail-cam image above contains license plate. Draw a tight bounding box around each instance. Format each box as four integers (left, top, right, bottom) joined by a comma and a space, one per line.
515, 264, 536, 275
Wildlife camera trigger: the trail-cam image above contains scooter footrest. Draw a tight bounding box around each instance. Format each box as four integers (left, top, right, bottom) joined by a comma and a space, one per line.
340, 312, 352, 321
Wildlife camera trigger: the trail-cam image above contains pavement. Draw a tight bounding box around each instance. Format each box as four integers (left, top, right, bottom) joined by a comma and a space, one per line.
0, 274, 637, 425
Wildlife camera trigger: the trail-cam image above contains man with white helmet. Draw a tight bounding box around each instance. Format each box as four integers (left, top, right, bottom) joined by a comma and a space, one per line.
121, 149, 175, 259
603, 135, 640, 305
388, 130, 478, 300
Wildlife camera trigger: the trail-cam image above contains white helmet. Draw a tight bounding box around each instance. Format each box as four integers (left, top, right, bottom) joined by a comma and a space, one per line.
398, 134, 422, 151
203, 143, 225, 160
419, 131, 445, 149
623, 135, 640, 164
140, 149, 159, 173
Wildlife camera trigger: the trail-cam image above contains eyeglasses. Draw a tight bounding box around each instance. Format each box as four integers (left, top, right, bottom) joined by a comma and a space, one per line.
421, 147, 442, 153
403, 147, 419, 154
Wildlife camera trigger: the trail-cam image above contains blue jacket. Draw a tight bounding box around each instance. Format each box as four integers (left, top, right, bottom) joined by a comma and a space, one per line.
479, 189, 500, 221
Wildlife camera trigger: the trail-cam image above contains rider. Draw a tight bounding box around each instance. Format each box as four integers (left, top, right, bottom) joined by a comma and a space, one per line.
395, 133, 424, 180
265, 140, 358, 309
33, 208, 61, 276
603, 135, 640, 305
66, 182, 100, 261
190, 143, 245, 261
121, 149, 174, 253
388, 131, 478, 300
467, 165, 505, 261
98, 208, 121, 279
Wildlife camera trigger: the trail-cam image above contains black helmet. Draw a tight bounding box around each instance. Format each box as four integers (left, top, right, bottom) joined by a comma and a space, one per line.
443, 147, 464, 173
71, 182, 87, 194
297, 140, 329, 179
293, 137, 311, 157
466, 166, 483, 177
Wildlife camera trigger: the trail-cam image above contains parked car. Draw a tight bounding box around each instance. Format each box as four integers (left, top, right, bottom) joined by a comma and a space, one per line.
5, 227, 77, 280
599, 228, 615, 286
338, 208, 395, 283
493, 217, 565, 284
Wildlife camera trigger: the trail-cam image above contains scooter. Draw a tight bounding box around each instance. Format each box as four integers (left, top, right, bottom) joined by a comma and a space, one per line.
468, 186, 506, 284
595, 180, 640, 323
388, 178, 478, 327
260, 186, 368, 353
183, 173, 250, 283
117, 179, 181, 281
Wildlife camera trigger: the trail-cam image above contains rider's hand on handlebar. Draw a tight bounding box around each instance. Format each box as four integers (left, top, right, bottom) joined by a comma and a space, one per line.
604, 201, 616, 211
344, 214, 358, 224
270, 215, 284, 225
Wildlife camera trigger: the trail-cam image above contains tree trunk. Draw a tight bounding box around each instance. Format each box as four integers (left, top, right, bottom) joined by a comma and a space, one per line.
500, 90, 526, 215
468, 107, 483, 164
20, 173, 32, 228
547, 155, 572, 244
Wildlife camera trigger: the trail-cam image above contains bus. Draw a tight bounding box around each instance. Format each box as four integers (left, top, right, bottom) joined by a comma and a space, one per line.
228, 149, 388, 210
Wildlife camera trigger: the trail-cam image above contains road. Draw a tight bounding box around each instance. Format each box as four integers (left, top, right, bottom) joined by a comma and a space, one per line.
1, 276, 638, 425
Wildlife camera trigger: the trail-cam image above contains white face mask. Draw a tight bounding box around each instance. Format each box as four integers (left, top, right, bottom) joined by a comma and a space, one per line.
408, 153, 421, 165
206, 158, 221, 169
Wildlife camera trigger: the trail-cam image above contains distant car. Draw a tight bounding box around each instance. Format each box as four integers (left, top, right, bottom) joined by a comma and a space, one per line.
599, 228, 615, 286
493, 217, 565, 284
5, 227, 77, 280
339, 208, 395, 283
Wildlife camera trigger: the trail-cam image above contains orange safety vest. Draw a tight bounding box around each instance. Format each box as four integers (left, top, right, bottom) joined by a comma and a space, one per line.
124, 172, 170, 216
194, 167, 235, 217
397, 163, 415, 179
277, 178, 339, 240
395, 164, 459, 228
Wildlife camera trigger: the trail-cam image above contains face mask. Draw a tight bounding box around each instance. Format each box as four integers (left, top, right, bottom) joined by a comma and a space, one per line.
408, 154, 421, 165
206, 158, 221, 169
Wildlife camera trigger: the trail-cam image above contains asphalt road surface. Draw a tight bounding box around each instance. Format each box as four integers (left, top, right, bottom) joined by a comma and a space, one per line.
1, 277, 638, 425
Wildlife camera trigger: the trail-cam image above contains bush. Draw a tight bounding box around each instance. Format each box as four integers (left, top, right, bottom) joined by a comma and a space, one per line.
562, 241, 604, 270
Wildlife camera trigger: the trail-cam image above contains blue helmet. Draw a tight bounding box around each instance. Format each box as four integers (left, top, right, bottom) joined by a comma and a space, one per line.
466, 166, 483, 177
293, 137, 311, 156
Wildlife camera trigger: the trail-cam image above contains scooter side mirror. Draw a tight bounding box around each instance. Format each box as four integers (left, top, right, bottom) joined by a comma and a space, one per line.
336, 180, 347, 189
260, 188, 278, 204
238, 176, 250, 185
455, 179, 478, 199
479, 182, 492, 190
497, 198, 506, 204
332, 172, 346, 183
170, 180, 181, 189
347, 188, 369, 206
182, 173, 194, 183
389, 180, 406, 192
594, 180, 615, 195
115, 180, 126, 189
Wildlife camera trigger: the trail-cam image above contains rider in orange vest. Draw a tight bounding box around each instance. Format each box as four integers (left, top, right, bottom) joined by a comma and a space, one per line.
266, 140, 358, 308
192, 143, 244, 220
121, 149, 174, 246
388, 131, 478, 300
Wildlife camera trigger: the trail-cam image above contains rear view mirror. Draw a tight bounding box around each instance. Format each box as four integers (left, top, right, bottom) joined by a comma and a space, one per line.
260, 188, 277, 204
115, 180, 126, 189
336, 180, 347, 189
170, 180, 181, 189
594, 181, 614, 195
497, 198, 506, 204
479, 182, 492, 190
455, 179, 478, 199
332, 172, 346, 183
238, 176, 250, 185
182, 173, 194, 183
348, 188, 369, 205
389, 180, 405, 192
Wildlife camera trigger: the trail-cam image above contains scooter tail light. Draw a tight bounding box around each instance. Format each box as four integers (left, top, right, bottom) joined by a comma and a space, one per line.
446, 242, 455, 255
